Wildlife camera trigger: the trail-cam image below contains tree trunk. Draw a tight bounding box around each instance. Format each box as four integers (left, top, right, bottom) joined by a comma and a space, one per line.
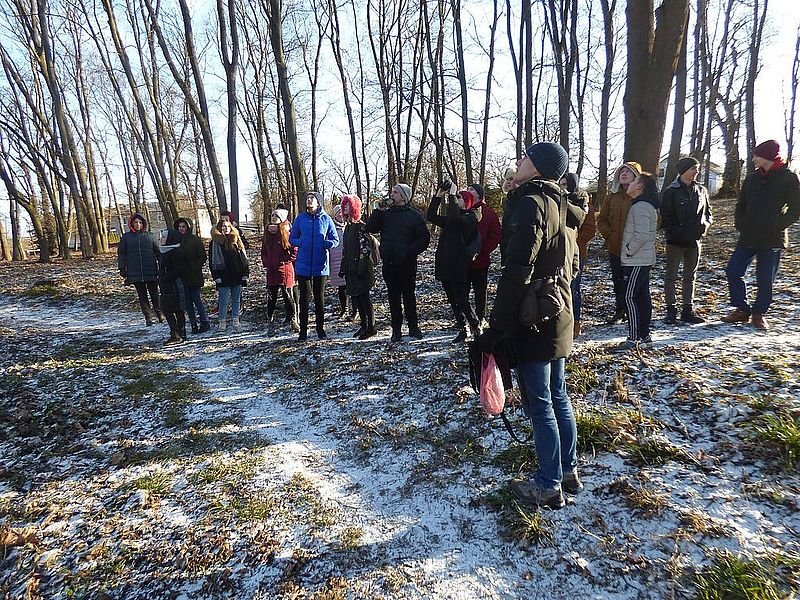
478, 0, 499, 185
623, 0, 690, 174
786, 26, 800, 162
218, 0, 240, 219
744, 0, 768, 175
662, 9, 689, 192
597, 0, 617, 204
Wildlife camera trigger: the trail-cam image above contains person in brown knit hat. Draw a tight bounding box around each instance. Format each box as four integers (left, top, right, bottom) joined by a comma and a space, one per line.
721, 140, 800, 331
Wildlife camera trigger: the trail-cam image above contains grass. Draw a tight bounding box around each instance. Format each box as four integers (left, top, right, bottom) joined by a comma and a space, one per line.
507, 503, 553, 545
747, 412, 800, 470
608, 477, 669, 515
130, 471, 172, 496
338, 526, 364, 551
694, 552, 788, 600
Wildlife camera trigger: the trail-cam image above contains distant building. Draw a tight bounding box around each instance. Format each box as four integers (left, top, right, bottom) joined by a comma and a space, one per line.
657, 157, 724, 195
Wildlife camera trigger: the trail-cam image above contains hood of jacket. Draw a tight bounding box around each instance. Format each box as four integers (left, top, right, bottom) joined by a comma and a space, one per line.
128, 212, 148, 232
633, 186, 661, 210
610, 162, 643, 193
174, 217, 194, 234
160, 228, 183, 253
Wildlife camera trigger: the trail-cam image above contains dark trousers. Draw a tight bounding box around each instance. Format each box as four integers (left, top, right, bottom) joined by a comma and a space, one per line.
164, 310, 185, 337
134, 281, 161, 314
467, 268, 489, 321
571, 258, 586, 322
726, 247, 782, 315
442, 280, 479, 330
623, 265, 652, 341
609, 253, 626, 314
267, 285, 296, 322
353, 293, 375, 330
184, 285, 208, 326
382, 260, 419, 331
297, 275, 327, 334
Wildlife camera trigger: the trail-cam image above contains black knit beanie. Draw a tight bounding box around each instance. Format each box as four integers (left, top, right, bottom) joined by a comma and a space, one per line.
525, 142, 569, 181
676, 157, 700, 176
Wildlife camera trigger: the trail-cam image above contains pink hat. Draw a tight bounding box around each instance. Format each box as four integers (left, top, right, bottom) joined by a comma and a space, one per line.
754, 140, 780, 162
457, 189, 479, 210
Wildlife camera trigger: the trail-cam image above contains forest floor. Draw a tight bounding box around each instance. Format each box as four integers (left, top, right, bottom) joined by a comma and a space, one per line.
1, 197, 799, 599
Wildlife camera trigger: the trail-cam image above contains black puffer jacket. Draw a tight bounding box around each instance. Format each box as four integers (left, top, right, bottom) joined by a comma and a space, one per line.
660, 178, 712, 247
174, 217, 207, 287
426, 195, 478, 283
491, 179, 574, 364
735, 165, 800, 249
117, 213, 159, 283
158, 229, 186, 312
364, 204, 430, 265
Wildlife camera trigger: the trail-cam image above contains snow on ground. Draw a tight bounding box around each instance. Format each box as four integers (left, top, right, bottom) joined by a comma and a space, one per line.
1, 198, 799, 599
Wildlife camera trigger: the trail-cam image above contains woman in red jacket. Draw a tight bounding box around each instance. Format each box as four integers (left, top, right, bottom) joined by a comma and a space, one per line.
261, 208, 298, 335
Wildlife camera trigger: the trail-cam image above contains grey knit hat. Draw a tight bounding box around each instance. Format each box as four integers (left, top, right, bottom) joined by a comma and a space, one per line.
393, 183, 412, 203
525, 142, 569, 181
306, 191, 323, 205
676, 156, 700, 175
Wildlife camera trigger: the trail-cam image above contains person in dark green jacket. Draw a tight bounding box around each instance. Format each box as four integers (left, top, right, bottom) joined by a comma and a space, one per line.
722, 140, 800, 331
117, 213, 162, 326
175, 217, 210, 334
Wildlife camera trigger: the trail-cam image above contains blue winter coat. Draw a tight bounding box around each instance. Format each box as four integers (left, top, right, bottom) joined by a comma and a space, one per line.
289, 208, 340, 277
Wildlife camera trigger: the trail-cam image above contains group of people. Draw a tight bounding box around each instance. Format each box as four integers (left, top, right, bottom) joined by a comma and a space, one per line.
118, 137, 799, 511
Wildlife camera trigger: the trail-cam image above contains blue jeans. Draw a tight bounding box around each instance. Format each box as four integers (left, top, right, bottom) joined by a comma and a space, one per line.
623, 265, 652, 341
726, 247, 782, 315
571, 258, 586, 321
516, 358, 577, 490
185, 284, 209, 326
218, 285, 242, 320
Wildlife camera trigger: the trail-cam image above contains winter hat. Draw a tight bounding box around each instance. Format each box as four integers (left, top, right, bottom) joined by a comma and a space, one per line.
306, 191, 323, 205
457, 189, 479, 210
174, 217, 193, 233
753, 140, 780, 162
332, 204, 344, 224
468, 183, 485, 202
611, 161, 643, 193
393, 183, 412, 204
159, 228, 182, 253
271, 208, 289, 223
676, 156, 700, 175
564, 173, 579, 193
524, 142, 569, 181
341, 195, 362, 221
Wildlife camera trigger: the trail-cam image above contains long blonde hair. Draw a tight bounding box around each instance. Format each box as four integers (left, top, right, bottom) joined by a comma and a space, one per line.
213, 217, 245, 251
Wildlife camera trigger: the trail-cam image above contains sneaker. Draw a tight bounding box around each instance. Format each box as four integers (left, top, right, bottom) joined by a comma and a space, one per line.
613, 339, 637, 352
232, 318, 241, 332
198, 322, 211, 333
562, 470, 584, 495
190, 324, 199, 335
390, 330, 402, 343
680, 308, 706, 324
408, 326, 424, 340
510, 479, 565, 510
751, 313, 768, 331
639, 335, 653, 347
721, 308, 750, 323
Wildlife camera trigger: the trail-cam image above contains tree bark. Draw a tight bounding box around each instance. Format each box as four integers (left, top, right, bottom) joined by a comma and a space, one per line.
661, 8, 689, 192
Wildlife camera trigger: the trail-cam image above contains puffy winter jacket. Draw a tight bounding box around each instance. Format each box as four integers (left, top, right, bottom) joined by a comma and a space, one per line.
427, 195, 479, 283
491, 179, 574, 364
289, 208, 339, 277
364, 204, 430, 265
660, 179, 712, 247
117, 213, 160, 282
327, 222, 346, 287
621, 189, 660, 267
735, 164, 800, 249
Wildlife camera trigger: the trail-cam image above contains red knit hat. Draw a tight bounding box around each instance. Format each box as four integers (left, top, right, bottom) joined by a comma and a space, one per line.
458, 189, 479, 210
341, 195, 362, 221
754, 140, 780, 161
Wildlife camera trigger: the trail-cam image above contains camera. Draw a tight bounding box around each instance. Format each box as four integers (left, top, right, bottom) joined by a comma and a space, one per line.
378, 194, 392, 209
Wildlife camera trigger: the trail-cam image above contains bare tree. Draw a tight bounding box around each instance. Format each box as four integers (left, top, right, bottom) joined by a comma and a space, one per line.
743, 0, 768, 174
597, 0, 617, 202
786, 24, 800, 163
217, 0, 241, 218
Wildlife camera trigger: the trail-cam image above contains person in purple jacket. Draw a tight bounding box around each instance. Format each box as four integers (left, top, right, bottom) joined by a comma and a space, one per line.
289, 192, 340, 340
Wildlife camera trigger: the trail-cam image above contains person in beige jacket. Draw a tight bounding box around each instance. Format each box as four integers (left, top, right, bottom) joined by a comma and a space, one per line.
597, 161, 642, 323
616, 172, 660, 351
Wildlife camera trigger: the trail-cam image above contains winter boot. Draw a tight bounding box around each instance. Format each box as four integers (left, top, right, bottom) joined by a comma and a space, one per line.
608, 308, 627, 325
218, 319, 227, 333
353, 326, 365, 338
408, 325, 424, 340
509, 479, 565, 510
141, 303, 157, 326
290, 318, 300, 333
191, 324, 199, 334
164, 330, 183, 345
267, 320, 277, 336
358, 326, 378, 340
562, 470, 584, 495
680, 306, 706, 324
198, 321, 211, 333
180, 325, 188, 340
721, 308, 750, 323
750, 313, 768, 330
664, 305, 678, 325
390, 329, 403, 343
155, 309, 165, 323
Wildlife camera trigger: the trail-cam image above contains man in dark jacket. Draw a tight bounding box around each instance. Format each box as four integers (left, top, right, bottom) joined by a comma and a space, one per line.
117, 213, 162, 325
466, 182, 502, 326
175, 217, 210, 334
660, 157, 713, 324
365, 183, 430, 342
722, 140, 800, 331
481, 142, 580, 510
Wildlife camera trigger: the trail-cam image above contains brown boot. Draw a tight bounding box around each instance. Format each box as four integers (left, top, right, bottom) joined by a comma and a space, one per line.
751, 313, 768, 331
721, 308, 750, 323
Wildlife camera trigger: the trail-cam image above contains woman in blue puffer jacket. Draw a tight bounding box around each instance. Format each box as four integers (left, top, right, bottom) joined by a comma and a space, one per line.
289, 192, 340, 340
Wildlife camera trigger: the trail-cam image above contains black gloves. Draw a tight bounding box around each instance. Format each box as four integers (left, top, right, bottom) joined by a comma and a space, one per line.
478, 327, 504, 354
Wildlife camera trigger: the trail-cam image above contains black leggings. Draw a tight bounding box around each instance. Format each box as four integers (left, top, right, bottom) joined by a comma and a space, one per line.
297, 275, 327, 333
442, 280, 479, 330
164, 311, 185, 335
467, 268, 489, 321
267, 285, 296, 321
352, 293, 374, 330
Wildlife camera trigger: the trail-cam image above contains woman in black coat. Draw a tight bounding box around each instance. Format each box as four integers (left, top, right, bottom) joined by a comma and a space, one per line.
427, 184, 481, 343
175, 217, 210, 334
158, 229, 188, 344
340, 195, 377, 339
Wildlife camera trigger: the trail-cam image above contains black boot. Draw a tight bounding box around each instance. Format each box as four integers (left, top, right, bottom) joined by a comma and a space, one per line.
452, 328, 468, 343
608, 309, 627, 325
198, 321, 211, 333
164, 330, 183, 345
390, 328, 402, 343
680, 306, 706, 324
664, 305, 678, 325
408, 324, 424, 340
191, 324, 199, 334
